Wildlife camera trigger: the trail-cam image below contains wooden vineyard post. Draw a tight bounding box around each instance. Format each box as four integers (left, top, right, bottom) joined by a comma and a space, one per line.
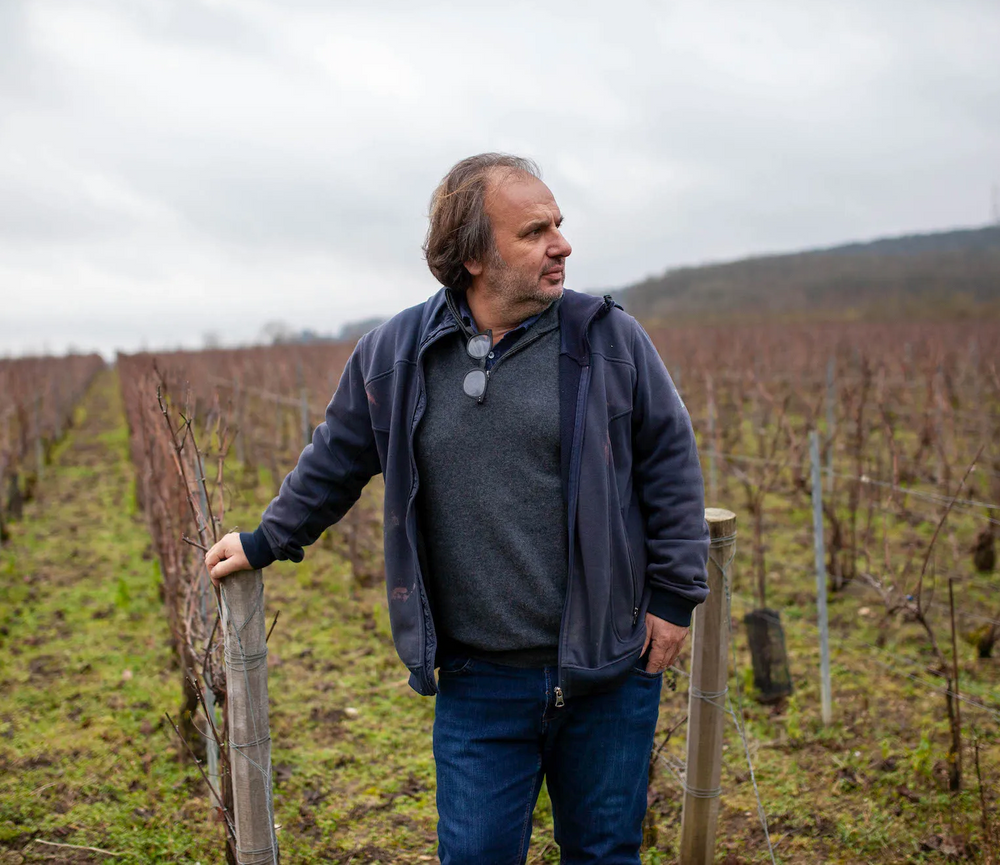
53, 379, 63, 440
706, 372, 718, 506
221, 569, 278, 865
34, 394, 44, 480
234, 376, 246, 465
296, 360, 310, 449
680, 508, 736, 865
810, 431, 833, 725
300, 387, 311, 448
195, 453, 221, 797
825, 358, 835, 493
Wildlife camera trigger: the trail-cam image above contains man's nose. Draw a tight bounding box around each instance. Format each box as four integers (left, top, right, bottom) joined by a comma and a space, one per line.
550, 229, 572, 260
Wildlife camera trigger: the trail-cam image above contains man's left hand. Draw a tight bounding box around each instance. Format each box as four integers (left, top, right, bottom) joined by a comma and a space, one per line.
641, 613, 689, 674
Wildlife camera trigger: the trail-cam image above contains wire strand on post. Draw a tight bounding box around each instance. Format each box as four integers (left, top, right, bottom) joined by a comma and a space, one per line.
718, 530, 778, 865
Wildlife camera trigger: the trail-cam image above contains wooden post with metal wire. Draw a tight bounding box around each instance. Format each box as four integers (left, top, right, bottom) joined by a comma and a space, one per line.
679, 507, 736, 864
222, 568, 279, 865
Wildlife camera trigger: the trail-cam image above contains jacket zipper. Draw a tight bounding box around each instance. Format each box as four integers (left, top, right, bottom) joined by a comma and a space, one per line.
407, 321, 460, 695
556, 364, 590, 706
627, 537, 640, 625
620, 506, 640, 625
555, 297, 617, 705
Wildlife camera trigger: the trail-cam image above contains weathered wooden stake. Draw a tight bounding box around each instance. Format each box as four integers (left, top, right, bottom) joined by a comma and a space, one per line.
825, 358, 835, 493
234, 376, 246, 465
273, 394, 283, 456
300, 387, 311, 448
195, 453, 221, 798
706, 373, 717, 505
934, 363, 946, 484
810, 431, 833, 725
948, 578, 962, 791
222, 569, 278, 865
34, 394, 44, 480
680, 507, 736, 865
53, 380, 63, 440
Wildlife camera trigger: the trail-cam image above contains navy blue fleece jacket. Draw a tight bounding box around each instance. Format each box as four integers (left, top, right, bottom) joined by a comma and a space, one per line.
241, 288, 709, 699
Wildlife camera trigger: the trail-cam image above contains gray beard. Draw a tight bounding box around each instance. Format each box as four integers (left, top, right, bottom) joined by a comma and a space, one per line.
483, 249, 562, 320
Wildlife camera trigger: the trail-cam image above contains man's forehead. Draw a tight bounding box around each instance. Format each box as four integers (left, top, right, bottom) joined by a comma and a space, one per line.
485, 173, 560, 223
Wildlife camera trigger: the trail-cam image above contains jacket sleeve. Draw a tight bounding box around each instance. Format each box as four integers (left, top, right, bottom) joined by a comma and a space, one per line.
240, 338, 382, 569
630, 320, 709, 627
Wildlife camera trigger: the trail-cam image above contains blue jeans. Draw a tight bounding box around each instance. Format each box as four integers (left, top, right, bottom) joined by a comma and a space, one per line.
433, 656, 662, 864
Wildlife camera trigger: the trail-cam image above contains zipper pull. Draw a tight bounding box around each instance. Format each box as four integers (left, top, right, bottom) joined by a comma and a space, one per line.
632, 607, 640, 625
554, 686, 565, 708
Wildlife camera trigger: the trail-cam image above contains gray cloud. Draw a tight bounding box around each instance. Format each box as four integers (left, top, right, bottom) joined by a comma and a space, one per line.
1, 0, 998, 356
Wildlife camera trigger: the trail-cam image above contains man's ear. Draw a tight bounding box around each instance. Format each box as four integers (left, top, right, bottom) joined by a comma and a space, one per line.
464, 259, 484, 277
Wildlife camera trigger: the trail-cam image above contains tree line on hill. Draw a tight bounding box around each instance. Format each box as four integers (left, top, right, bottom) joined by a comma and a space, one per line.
610, 224, 1000, 323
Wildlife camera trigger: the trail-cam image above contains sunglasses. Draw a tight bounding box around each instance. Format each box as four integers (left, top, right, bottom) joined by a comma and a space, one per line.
462, 330, 493, 402
445, 289, 494, 404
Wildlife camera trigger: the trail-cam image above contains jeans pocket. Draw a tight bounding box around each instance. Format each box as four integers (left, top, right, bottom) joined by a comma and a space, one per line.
631, 664, 663, 680
438, 656, 475, 676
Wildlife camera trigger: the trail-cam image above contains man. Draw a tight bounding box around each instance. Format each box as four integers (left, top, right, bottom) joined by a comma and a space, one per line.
205, 153, 709, 864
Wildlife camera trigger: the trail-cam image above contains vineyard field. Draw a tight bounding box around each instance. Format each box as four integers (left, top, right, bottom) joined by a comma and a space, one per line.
2, 313, 999, 864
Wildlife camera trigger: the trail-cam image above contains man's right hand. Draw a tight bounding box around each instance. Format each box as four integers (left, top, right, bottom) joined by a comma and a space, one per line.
205, 532, 252, 586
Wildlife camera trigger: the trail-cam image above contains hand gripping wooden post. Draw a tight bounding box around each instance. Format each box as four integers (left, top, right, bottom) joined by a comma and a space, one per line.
679, 508, 736, 864
221, 569, 279, 865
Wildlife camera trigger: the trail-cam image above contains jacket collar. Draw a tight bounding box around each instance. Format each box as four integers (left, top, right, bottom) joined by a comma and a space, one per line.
417, 287, 460, 352
420, 286, 614, 364
559, 289, 618, 366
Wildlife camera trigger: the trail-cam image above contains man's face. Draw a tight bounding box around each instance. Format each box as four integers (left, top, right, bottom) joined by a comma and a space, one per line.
467, 174, 572, 307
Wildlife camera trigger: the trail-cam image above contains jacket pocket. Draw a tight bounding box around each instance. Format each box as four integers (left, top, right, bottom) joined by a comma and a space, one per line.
365, 369, 395, 470
607, 410, 639, 644
365, 368, 395, 432
609, 487, 640, 643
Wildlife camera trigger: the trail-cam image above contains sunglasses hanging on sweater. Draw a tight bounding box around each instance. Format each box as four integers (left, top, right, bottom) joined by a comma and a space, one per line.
445, 289, 493, 404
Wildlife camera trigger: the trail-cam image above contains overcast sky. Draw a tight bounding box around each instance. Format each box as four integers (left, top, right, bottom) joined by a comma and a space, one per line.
2, 0, 998, 357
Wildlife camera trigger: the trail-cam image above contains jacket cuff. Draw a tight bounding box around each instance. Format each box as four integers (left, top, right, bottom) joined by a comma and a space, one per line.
240, 526, 277, 570
647, 587, 698, 628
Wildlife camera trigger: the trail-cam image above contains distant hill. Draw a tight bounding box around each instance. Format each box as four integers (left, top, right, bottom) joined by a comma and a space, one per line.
611, 225, 1000, 323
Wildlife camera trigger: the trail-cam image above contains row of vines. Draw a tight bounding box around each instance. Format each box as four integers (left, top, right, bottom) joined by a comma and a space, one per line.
0, 353, 104, 542
116, 344, 377, 862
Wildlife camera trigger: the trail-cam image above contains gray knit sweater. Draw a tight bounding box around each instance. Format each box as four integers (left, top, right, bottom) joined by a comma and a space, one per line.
414, 298, 567, 667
